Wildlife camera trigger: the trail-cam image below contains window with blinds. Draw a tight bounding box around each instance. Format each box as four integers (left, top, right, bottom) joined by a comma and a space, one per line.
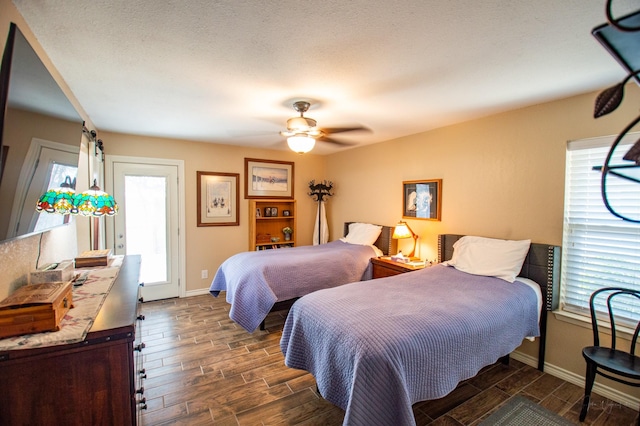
562, 133, 640, 323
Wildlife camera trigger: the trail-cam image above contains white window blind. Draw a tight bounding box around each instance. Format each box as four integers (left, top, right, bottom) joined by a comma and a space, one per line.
561, 134, 640, 322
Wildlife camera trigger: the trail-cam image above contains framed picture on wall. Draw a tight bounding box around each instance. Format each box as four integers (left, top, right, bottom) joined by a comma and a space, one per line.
244, 158, 294, 199
197, 171, 240, 226
402, 179, 442, 221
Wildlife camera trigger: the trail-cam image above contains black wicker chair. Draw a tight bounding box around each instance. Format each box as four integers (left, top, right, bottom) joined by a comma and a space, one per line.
580, 287, 640, 424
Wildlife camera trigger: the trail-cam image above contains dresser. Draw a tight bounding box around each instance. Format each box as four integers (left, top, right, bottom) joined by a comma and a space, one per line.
0, 255, 144, 426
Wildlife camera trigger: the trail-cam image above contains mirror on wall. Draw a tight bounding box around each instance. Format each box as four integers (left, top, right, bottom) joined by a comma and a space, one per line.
0, 23, 84, 244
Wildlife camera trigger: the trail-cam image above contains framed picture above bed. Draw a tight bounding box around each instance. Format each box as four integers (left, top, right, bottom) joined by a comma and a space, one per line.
402, 179, 442, 221
197, 171, 240, 226
244, 158, 294, 199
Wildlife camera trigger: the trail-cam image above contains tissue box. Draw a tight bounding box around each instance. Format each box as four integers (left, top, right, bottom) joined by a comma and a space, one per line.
390, 254, 410, 263
30, 261, 74, 284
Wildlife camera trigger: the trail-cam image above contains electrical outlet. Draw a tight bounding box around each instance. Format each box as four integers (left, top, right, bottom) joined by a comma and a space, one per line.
201, 269, 208, 279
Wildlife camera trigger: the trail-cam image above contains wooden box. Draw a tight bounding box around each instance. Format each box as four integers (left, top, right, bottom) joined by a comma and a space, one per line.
0, 281, 73, 339
75, 249, 112, 268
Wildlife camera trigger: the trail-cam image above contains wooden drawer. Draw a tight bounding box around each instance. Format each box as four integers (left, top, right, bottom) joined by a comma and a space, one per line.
371, 257, 425, 279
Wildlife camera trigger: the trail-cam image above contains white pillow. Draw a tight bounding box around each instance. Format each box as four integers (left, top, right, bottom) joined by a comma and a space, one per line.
340, 222, 383, 246
443, 236, 531, 283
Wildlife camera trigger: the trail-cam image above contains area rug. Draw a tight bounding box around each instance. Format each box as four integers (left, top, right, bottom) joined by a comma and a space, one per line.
480, 396, 576, 426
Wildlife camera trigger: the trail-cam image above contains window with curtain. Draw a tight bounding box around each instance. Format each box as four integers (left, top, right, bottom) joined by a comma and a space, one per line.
561, 133, 640, 323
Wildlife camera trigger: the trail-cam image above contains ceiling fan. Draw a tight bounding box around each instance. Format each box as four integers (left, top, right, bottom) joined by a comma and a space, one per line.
280, 101, 368, 153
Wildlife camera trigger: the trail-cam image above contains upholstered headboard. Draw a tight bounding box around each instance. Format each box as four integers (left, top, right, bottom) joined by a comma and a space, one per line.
343, 222, 397, 256
437, 234, 561, 371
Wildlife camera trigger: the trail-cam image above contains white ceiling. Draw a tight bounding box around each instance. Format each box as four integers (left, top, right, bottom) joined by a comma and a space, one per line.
11, 0, 639, 155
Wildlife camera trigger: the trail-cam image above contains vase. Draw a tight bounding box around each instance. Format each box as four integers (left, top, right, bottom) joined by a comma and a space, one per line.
284, 233, 291, 241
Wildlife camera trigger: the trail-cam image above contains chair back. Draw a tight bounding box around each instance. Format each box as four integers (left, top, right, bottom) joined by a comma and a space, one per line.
589, 287, 640, 355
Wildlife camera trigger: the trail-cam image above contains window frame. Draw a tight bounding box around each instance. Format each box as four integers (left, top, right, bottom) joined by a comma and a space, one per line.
560, 132, 640, 326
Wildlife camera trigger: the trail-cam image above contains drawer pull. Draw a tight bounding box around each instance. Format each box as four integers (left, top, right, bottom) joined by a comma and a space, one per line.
136, 387, 144, 395
137, 314, 145, 321
134, 342, 145, 352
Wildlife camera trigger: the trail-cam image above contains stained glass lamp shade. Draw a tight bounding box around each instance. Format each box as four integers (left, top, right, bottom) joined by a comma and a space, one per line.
72, 180, 118, 216
36, 176, 76, 215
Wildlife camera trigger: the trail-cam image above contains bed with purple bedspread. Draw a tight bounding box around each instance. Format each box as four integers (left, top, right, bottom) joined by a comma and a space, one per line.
280, 264, 541, 426
209, 240, 381, 332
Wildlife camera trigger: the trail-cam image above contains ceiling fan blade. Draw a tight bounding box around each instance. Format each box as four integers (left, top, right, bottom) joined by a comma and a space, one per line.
317, 135, 357, 146
320, 126, 370, 134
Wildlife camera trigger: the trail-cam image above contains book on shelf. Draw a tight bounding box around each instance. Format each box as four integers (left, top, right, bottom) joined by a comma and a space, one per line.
74, 249, 113, 267
256, 243, 294, 251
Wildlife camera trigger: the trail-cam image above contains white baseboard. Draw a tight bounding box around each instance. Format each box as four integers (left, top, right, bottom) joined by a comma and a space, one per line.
511, 351, 639, 410
185, 288, 211, 297
509, 351, 537, 369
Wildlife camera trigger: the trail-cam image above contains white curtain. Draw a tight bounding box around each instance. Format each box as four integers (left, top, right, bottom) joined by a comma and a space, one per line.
313, 201, 329, 245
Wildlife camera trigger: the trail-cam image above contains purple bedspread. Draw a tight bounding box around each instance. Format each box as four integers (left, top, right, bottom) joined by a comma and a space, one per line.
280, 265, 540, 426
209, 240, 378, 332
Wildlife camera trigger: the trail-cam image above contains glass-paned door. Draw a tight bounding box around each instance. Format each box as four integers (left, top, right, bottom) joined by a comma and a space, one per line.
111, 161, 180, 301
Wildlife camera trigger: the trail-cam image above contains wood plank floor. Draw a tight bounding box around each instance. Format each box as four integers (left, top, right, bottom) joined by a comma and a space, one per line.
138, 294, 638, 425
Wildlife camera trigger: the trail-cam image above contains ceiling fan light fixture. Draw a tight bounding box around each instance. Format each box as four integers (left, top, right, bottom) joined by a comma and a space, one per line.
280, 99, 365, 150
287, 135, 315, 154
287, 116, 317, 131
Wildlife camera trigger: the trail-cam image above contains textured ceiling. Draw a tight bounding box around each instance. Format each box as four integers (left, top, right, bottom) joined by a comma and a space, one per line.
11, 0, 639, 154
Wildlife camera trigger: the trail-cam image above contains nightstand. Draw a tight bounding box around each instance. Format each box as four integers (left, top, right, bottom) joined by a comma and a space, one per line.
371, 256, 426, 279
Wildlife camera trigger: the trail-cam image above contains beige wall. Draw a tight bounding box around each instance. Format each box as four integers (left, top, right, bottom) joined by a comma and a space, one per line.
326, 87, 640, 255
325, 84, 640, 398
102, 132, 327, 293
